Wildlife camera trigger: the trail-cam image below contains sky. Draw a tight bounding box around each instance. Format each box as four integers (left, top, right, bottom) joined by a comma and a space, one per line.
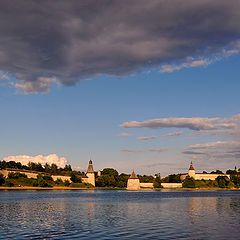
0, 0, 240, 176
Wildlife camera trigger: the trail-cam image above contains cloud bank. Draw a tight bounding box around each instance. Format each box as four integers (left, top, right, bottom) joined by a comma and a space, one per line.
183, 141, 240, 160
120, 117, 220, 130
1, 0, 240, 93
121, 114, 240, 137
3, 154, 68, 168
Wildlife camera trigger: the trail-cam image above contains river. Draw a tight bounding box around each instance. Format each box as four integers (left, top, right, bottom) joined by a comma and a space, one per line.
0, 189, 239, 239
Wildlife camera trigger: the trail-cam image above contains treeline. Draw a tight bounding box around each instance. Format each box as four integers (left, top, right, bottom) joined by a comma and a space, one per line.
0, 160, 84, 176
0, 171, 92, 188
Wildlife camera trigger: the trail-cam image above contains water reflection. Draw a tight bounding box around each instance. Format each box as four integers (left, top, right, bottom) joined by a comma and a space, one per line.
0, 190, 240, 239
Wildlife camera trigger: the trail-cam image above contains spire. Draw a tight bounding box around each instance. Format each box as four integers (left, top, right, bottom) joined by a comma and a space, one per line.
189, 161, 195, 170
129, 170, 138, 179
87, 160, 94, 173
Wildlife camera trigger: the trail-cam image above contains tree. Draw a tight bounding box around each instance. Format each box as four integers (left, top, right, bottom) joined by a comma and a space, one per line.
70, 172, 82, 183
230, 175, 240, 188
168, 174, 181, 183
211, 170, 223, 174
183, 176, 195, 188
0, 173, 5, 186
64, 164, 72, 172
102, 168, 119, 178
216, 176, 229, 188
153, 175, 162, 188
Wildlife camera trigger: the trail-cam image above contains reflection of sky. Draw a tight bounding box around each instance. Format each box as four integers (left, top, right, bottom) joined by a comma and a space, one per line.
0, 190, 240, 239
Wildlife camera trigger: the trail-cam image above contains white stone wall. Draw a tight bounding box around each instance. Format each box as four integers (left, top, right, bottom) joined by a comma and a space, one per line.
194, 173, 230, 180
86, 172, 95, 186
140, 183, 153, 188
161, 183, 182, 188
127, 179, 140, 190
52, 175, 72, 182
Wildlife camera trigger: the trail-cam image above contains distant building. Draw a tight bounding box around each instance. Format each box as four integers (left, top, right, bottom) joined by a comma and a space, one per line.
127, 171, 140, 190
82, 160, 95, 186
180, 162, 230, 181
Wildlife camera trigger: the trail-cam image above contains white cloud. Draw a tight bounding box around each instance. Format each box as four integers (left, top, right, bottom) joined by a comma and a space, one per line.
116, 133, 134, 136
186, 141, 240, 150
0, 74, 9, 80
136, 136, 157, 140
3, 154, 68, 168
163, 131, 184, 137
120, 117, 219, 130
159, 42, 240, 73
9, 77, 57, 94
160, 57, 210, 73
183, 141, 240, 161
121, 147, 167, 153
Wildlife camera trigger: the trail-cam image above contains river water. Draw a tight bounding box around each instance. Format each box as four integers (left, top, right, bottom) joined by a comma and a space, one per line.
0, 190, 239, 239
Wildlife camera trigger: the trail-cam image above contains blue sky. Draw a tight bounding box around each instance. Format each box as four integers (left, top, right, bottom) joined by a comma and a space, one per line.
0, 1, 240, 176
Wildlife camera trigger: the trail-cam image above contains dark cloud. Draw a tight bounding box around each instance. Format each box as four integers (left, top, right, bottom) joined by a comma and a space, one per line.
1, 0, 240, 93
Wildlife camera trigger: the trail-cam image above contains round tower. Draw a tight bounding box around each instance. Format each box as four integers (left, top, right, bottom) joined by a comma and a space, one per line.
127, 171, 140, 190
86, 160, 95, 186
188, 161, 196, 179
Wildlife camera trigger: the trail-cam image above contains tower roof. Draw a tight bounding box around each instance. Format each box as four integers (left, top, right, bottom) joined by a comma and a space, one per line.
189, 161, 195, 170
129, 170, 138, 179
87, 160, 94, 173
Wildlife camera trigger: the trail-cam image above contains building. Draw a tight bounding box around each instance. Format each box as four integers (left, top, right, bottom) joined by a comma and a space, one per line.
82, 160, 95, 186
180, 162, 230, 181
127, 171, 140, 190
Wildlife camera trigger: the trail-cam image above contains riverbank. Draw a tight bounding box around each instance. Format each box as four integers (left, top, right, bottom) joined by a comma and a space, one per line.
0, 186, 95, 190
0, 186, 239, 190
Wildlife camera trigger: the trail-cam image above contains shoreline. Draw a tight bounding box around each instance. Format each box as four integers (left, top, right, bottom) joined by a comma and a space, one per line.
0, 186, 239, 191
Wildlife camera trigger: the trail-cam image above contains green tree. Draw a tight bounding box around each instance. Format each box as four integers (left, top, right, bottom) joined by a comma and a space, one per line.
0, 173, 5, 186
216, 176, 229, 188
102, 168, 119, 178
70, 172, 82, 183
8, 172, 27, 179
183, 176, 196, 188
64, 180, 70, 187
230, 175, 240, 188
153, 176, 162, 188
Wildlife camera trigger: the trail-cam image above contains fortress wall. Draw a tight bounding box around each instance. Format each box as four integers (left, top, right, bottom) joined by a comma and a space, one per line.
180, 174, 188, 181
161, 183, 182, 188
0, 169, 38, 178
86, 172, 95, 186
140, 183, 153, 188
82, 177, 89, 184
0, 169, 8, 177
195, 174, 230, 180
52, 175, 71, 182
